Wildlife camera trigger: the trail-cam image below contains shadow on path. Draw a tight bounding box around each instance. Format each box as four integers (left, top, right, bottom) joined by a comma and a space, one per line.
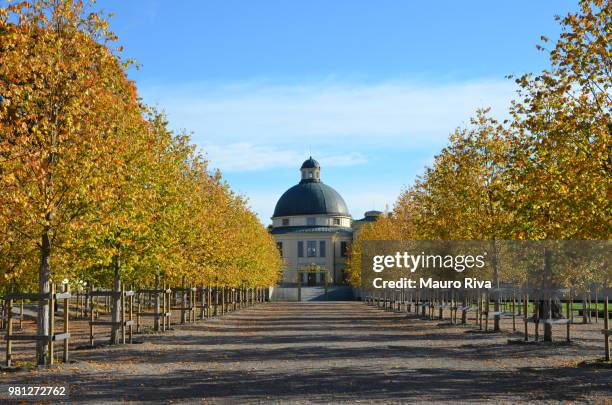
7, 302, 611, 404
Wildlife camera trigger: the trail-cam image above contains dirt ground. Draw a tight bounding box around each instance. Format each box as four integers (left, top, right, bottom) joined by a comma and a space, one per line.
1, 301, 611, 404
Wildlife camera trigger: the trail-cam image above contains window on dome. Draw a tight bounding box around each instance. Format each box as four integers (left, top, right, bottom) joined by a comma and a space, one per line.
282, 218, 289, 226
307, 217, 316, 226
307, 240, 317, 257
333, 218, 340, 226
308, 171, 313, 178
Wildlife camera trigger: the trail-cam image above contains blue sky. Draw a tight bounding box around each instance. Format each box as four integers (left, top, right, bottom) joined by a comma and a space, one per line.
98, 0, 577, 223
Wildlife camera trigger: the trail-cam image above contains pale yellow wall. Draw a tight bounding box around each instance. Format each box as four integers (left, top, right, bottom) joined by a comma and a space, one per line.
274, 231, 352, 284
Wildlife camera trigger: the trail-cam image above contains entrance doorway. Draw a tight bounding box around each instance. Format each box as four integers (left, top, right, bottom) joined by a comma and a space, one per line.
297, 264, 329, 288
307, 272, 317, 286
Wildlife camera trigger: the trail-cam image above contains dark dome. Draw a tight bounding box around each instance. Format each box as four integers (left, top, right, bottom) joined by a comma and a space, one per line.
300, 157, 320, 169
273, 181, 349, 217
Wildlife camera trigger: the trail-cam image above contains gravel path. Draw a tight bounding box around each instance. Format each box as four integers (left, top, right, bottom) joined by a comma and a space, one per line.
3, 302, 611, 404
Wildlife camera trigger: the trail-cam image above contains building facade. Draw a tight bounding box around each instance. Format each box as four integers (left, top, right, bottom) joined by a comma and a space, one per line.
271, 157, 381, 286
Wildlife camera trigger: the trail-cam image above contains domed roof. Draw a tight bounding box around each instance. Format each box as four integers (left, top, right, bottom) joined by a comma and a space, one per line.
273, 181, 349, 217
300, 157, 320, 169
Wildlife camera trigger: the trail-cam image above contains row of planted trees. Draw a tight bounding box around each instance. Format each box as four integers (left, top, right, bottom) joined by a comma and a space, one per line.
0, 0, 282, 364
347, 0, 611, 342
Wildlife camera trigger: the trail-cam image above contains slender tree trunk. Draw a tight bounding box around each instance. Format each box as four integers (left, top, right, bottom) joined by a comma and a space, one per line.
583, 292, 588, 323
543, 249, 553, 342
181, 276, 187, 324
36, 229, 52, 365
154, 274, 161, 331
110, 254, 121, 344
491, 240, 500, 331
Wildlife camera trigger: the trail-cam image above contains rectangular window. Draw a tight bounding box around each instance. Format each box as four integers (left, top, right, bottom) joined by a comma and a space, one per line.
307, 217, 316, 226
333, 218, 341, 226
319, 241, 326, 257
276, 242, 283, 257
298, 241, 304, 257
307, 240, 317, 257
341, 241, 349, 257
282, 218, 289, 226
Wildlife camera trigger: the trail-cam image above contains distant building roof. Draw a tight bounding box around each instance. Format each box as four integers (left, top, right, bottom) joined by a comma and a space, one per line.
356, 210, 383, 222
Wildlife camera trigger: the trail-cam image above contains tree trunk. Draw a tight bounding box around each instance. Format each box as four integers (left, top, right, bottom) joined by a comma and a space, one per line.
154, 274, 161, 331
491, 240, 500, 331
181, 276, 187, 324
542, 249, 553, 342
36, 229, 52, 365
110, 254, 121, 344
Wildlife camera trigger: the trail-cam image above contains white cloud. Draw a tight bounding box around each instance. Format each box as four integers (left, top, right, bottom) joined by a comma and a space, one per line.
199, 143, 366, 172
142, 78, 515, 150
139, 77, 517, 222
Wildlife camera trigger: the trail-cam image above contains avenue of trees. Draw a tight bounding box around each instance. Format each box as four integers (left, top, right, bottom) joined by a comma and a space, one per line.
347, 0, 611, 293
0, 0, 282, 362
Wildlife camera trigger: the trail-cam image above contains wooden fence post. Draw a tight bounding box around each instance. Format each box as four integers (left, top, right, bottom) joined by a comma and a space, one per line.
5, 298, 13, 367
0, 299, 4, 331
48, 284, 55, 365
63, 284, 70, 363
512, 293, 516, 332
154, 275, 161, 331
604, 295, 610, 361
121, 285, 126, 344
90, 287, 95, 347
222, 287, 225, 313
191, 287, 196, 322
524, 293, 529, 341
137, 291, 141, 333
200, 286, 205, 320
19, 299, 24, 330
595, 288, 599, 324
534, 302, 540, 342
166, 285, 171, 329
161, 286, 166, 331
566, 299, 571, 342
484, 291, 489, 332
583, 292, 588, 324
180, 277, 186, 324
129, 287, 133, 344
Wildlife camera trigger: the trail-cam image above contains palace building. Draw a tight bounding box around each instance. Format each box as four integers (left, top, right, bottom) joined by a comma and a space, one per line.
271, 157, 381, 286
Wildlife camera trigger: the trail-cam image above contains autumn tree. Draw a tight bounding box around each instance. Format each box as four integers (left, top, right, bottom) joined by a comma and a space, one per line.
365, 0, 609, 341
506, 0, 611, 340
346, 214, 400, 287
0, 0, 149, 363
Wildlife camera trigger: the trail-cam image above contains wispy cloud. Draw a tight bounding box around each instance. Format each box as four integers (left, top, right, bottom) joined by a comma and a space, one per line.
142, 78, 515, 149
199, 143, 366, 172
140, 77, 516, 222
